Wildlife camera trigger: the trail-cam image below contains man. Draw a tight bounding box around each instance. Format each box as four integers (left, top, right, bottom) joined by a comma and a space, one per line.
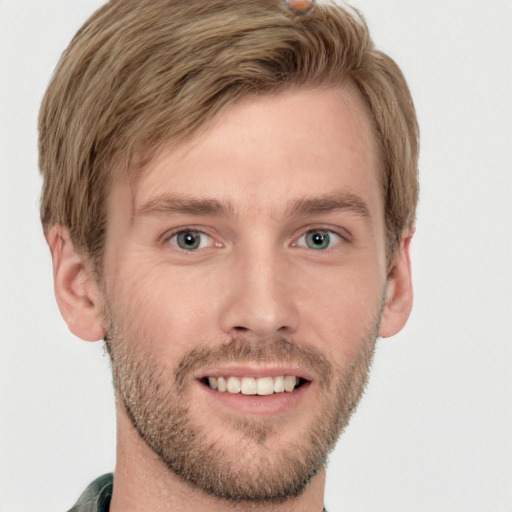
38, 0, 419, 510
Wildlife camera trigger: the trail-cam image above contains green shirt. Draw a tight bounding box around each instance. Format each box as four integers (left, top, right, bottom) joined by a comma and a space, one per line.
68, 474, 328, 511
68, 474, 113, 512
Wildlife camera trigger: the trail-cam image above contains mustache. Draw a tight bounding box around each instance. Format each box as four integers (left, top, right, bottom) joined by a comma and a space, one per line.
174, 337, 333, 391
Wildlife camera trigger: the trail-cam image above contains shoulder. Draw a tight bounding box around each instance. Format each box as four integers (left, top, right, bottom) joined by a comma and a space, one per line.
67, 473, 113, 512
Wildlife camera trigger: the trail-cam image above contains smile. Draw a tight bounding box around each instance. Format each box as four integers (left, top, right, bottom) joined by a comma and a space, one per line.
205, 376, 306, 395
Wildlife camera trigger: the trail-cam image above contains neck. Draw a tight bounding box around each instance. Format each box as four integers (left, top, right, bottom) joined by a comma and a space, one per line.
110, 408, 326, 512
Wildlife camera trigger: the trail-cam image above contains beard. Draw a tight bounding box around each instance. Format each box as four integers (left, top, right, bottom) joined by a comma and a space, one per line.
103, 302, 380, 504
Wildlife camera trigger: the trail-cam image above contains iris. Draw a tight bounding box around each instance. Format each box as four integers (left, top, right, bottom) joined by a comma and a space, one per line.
305, 231, 331, 250
176, 231, 202, 250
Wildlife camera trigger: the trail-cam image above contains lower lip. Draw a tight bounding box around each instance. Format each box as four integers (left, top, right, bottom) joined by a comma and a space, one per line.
198, 380, 311, 416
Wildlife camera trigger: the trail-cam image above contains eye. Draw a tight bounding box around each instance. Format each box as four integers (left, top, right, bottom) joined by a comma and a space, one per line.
169, 230, 214, 251
295, 229, 342, 250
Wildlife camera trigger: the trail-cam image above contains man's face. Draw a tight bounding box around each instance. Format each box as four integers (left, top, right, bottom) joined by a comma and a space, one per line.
102, 86, 388, 501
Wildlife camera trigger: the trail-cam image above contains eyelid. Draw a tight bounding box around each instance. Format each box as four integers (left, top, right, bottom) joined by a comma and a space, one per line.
293, 227, 350, 249
159, 225, 349, 251
161, 226, 221, 250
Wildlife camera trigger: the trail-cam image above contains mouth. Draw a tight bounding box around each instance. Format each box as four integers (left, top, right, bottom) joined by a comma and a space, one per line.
195, 366, 314, 415
201, 375, 308, 395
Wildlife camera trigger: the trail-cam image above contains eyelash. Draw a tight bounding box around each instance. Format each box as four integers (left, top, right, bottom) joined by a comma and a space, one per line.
293, 229, 347, 251
162, 226, 349, 252
163, 227, 219, 252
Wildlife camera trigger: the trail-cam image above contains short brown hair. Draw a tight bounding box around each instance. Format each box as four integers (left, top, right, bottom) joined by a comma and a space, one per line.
39, 0, 419, 268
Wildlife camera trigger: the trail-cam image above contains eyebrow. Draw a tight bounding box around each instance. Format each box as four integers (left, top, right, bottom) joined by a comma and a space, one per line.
286, 193, 371, 220
136, 193, 235, 218
135, 191, 371, 221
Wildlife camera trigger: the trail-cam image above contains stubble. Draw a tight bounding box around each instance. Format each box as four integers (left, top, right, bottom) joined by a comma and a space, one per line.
103, 302, 380, 504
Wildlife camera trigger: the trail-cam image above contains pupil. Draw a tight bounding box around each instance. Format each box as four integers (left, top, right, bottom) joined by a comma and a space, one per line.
307, 231, 329, 250
313, 233, 324, 245
178, 231, 200, 249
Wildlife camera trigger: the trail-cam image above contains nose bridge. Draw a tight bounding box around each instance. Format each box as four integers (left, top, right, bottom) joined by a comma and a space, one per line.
218, 238, 299, 338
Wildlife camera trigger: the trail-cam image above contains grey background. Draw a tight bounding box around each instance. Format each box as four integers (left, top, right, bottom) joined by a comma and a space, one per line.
1, 1, 511, 510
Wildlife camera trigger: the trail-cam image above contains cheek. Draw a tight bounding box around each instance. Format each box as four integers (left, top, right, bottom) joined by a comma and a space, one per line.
297, 260, 384, 361
110, 260, 216, 357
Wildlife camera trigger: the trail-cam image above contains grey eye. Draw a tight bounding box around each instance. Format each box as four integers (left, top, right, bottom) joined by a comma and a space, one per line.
171, 230, 212, 250
305, 231, 330, 250
296, 230, 341, 250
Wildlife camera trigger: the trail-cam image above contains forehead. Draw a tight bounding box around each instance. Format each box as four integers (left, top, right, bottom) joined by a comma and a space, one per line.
114, 85, 383, 222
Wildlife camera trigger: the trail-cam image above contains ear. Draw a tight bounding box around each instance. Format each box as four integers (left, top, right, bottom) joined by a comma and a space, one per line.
46, 224, 106, 342
379, 229, 414, 338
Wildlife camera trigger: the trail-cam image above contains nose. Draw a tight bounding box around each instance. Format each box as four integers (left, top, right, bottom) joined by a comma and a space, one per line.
218, 245, 300, 339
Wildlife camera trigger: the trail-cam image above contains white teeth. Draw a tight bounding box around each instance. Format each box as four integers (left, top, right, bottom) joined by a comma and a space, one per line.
273, 376, 285, 393
257, 377, 274, 395
206, 375, 301, 394
217, 376, 227, 392
227, 376, 241, 393
284, 376, 297, 392
240, 377, 257, 395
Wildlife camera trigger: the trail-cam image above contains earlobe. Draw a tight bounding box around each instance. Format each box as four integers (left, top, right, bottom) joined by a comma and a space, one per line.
379, 230, 414, 339
46, 224, 106, 342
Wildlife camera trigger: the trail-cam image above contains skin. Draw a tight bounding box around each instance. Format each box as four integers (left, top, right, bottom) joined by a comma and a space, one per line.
48, 85, 413, 512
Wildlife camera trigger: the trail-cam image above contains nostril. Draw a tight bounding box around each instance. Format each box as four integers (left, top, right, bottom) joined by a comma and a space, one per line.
234, 326, 249, 332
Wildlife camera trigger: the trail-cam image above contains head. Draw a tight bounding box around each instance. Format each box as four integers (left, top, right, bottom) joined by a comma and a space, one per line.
39, 0, 418, 271
39, 0, 419, 506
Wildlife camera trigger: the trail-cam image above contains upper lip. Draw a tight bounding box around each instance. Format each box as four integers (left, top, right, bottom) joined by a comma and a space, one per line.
196, 365, 314, 381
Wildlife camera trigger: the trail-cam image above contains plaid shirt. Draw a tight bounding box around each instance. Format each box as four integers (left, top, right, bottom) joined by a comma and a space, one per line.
68, 473, 328, 511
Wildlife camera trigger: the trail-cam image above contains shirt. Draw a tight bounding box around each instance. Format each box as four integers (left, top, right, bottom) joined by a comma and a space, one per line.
68, 473, 328, 511
68, 474, 112, 512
